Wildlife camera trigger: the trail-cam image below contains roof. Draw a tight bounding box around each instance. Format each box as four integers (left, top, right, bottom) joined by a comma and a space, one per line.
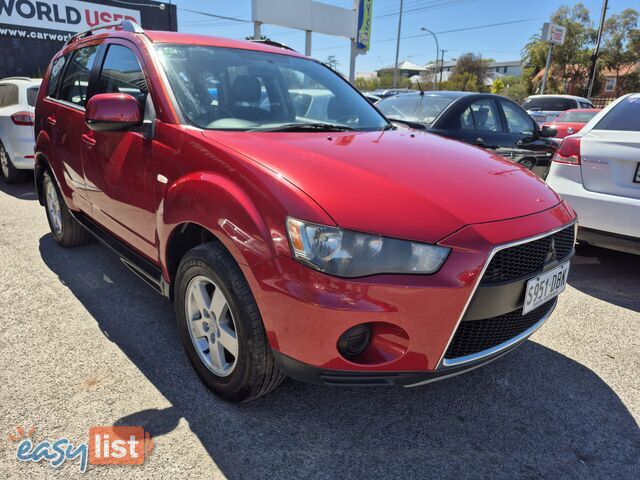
0, 77, 41, 84
379, 60, 426, 71
390, 91, 479, 99
70, 30, 306, 59
526, 94, 591, 102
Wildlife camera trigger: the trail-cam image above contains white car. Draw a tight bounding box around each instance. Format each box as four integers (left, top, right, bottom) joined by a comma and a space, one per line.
0, 77, 41, 184
546, 93, 640, 255
523, 94, 594, 125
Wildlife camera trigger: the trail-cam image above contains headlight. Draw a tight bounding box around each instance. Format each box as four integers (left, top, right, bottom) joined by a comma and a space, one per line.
286, 218, 450, 277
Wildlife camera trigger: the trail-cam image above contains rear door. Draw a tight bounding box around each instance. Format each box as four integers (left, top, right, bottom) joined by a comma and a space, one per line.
457, 99, 511, 150
51, 44, 101, 213
580, 96, 640, 200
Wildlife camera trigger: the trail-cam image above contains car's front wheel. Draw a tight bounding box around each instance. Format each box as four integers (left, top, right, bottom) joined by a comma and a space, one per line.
174, 242, 284, 403
43, 171, 91, 247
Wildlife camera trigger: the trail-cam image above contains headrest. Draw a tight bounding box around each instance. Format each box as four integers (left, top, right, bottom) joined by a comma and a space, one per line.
230, 75, 262, 104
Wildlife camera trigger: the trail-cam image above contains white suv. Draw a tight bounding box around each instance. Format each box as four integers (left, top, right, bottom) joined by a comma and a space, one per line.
0, 77, 41, 183
546, 93, 640, 255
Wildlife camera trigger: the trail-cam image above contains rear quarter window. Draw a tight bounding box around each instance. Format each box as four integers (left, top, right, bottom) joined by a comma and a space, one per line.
46, 55, 67, 98
0, 84, 19, 107
594, 98, 640, 131
27, 86, 39, 107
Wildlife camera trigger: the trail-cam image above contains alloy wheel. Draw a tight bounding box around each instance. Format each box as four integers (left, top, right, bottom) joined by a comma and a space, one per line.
0, 148, 8, 178
45, 179, 62, 236
185, 275, 239, 377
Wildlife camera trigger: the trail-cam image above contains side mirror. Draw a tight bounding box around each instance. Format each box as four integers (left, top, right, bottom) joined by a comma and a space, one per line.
539, 125, 557, 138
85, 93, 142, 132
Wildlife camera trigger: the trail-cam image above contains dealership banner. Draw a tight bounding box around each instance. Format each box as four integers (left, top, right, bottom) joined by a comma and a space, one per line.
356, 0, 372, 51
0, 0, 141, 35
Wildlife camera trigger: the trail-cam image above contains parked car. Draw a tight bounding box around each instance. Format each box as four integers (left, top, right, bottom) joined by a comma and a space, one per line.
377, 91, 559, 178
522, 94, 594, 126
546, 93, 640, 255
362, 92, 381, 104
35, 21, 576, 403
542, 108, 601, 139
0, 77, 41, 183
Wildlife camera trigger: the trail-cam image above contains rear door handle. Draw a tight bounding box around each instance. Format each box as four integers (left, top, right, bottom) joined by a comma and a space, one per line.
46, 116, 56, 127
475, 137, 484, 146
81, 133, 96, 147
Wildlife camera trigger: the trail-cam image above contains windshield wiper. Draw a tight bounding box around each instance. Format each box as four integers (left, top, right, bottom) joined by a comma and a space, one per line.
248, 122, 361, 132
386, 117, 428, 130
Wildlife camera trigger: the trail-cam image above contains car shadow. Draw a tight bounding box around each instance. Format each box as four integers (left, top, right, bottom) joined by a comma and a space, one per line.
38, 235, 640, 479
570, 244, 640, 313
0, 178, 37, 200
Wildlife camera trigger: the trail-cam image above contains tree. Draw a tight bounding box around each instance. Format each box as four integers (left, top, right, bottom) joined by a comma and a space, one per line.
444, 53, 490, 92
325, 55, 339, 72
600, 9, 640, 96
521, 3, 595, 95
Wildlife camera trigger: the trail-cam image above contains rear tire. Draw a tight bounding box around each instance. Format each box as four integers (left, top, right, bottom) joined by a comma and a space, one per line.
43, 171, 91, 247
0, 143, 27, 184
175, 242, 285, 403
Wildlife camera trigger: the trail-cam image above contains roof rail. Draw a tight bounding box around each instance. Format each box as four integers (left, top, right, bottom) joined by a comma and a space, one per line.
63, 20, 144, 48
248, 39, 297, 52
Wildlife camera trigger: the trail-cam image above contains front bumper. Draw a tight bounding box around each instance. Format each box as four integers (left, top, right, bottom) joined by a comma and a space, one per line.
274, 299, 557, 386
241, 202, 576, 381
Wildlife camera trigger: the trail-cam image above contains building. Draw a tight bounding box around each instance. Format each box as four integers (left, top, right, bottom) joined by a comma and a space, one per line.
423, 59, 522, 86
376, 60, 426, 79
0, 0, 177, 79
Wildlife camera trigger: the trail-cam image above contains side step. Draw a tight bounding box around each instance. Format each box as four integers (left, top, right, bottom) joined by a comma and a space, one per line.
71, 210, 170, 298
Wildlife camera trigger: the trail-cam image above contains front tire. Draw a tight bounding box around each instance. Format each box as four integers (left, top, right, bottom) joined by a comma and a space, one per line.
43, 171, 91, 247
0, 143, 26, 184
175, 243, 284, 403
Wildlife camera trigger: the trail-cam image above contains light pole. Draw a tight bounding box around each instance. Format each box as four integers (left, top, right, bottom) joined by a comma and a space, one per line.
420, 27, 439, 90
392, 0, 404, 88
439, 49, 447, 85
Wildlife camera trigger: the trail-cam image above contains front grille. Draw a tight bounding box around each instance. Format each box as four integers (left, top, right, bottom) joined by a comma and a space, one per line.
481, 225, 575, 284
444, 300, 555, 359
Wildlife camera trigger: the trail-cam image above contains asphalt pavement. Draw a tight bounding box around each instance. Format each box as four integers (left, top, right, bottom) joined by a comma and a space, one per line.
0, 179, 638, 479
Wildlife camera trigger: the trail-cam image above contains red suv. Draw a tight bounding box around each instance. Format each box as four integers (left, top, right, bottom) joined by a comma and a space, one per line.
35, 22, 577, 403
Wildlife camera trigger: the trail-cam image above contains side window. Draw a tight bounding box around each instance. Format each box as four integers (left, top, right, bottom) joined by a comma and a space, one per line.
467, 100, 501, 132
500, 100, 534, 135
0, 84, 19, 107
46, 55, 67, 98
58, 46, 99, 107
460, 107, 475, 130
98, 44, 148, 108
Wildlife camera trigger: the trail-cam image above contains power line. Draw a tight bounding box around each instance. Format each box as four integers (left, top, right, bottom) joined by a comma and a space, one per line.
313, 17, 540, 52
177, 7, 251, 23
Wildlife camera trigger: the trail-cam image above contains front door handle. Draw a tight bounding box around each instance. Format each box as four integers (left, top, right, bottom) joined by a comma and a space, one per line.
475, 137, 484, 146
46, 116, 56, 127
81, 133, 96, 147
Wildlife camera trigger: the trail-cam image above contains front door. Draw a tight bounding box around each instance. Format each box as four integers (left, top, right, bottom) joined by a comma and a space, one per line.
81, 41, 157, 261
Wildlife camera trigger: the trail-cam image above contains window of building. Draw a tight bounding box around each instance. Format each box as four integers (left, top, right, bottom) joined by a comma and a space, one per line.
604, 77, 616, 93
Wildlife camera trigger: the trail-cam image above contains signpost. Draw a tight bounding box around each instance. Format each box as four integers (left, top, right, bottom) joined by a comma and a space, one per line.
252, 0, 372, 83
540, 22, 566, 95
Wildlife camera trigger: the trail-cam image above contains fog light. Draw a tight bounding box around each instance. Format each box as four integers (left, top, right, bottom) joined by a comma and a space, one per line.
338, 324, 371, 358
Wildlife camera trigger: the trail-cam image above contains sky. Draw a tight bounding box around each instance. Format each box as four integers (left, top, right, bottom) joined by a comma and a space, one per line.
167, 0, 637, 74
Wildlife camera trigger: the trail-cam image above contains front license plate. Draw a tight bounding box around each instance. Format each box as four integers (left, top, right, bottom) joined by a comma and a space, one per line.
523, 262, 570, 315
634, 163, 640, 183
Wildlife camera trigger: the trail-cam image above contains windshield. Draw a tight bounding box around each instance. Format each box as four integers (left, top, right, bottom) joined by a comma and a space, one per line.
556, 110, 598, 123
376, 94, 454, 126
522, 97, 574, 111
155, 44, 388, 131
